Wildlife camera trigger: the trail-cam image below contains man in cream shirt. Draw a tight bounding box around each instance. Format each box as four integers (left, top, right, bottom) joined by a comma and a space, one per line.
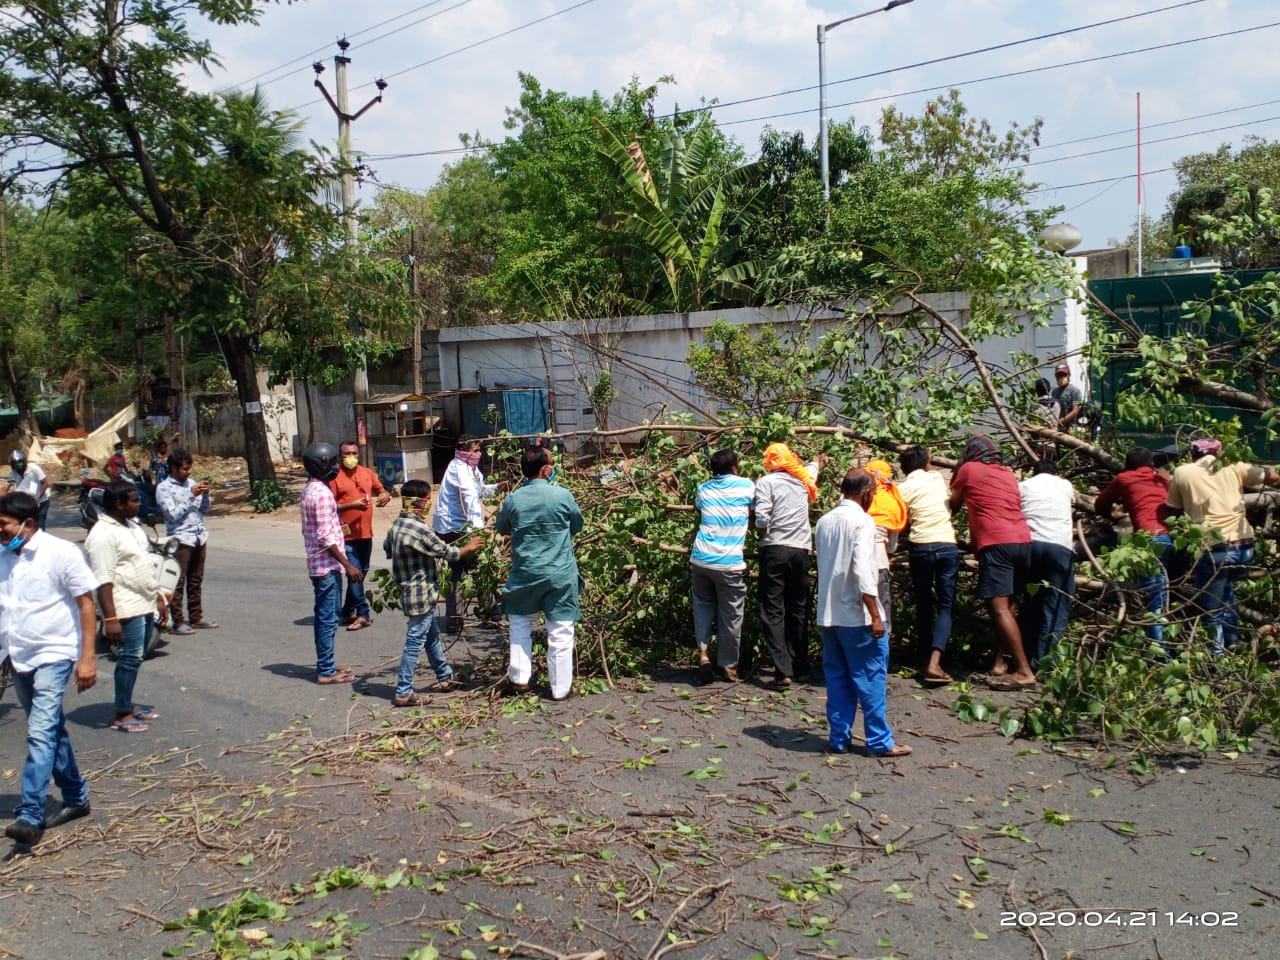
897, 447, 958, 686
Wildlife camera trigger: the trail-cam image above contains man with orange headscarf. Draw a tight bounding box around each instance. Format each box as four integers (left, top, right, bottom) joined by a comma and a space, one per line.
754, 443, 820, 687
864, 459, 907, 643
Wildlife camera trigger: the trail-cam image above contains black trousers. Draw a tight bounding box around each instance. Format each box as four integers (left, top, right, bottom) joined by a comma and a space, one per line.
758, 545, 811, 679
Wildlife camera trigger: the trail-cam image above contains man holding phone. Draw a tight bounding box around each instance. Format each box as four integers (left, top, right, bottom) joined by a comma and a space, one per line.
156, 448, 215, 636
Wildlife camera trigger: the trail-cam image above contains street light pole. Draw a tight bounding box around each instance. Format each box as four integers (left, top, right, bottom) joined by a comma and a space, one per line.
819, 0, 914, 204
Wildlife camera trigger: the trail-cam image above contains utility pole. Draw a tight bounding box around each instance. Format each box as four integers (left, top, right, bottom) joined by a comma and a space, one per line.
313, 40, 387, 463
409, 226, 423, 396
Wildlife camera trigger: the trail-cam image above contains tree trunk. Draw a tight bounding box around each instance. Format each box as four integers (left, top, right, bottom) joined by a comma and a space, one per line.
217, 329, 277, 486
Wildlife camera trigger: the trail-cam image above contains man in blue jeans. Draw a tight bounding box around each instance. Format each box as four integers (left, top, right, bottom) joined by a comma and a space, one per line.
300, 443, 365, 684
384, 479, 483, 706
0, 492, 99, 846
1164, 438, 1280, 654
814, 469, 911, 758
84, 480, 163, 732
896, 446, 959, 685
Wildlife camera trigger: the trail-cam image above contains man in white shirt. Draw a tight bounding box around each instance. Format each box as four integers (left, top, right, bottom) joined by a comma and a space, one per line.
1017, 460, 1076, 666
433, 435, 492, 631
0, 492, 99, 846
84, 480, 162, 732
814, 469, 911, 758
5, 450, 50, 529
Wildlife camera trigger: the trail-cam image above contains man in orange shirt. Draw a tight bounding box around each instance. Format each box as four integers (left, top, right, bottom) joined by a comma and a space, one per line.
328, 441, 391, 630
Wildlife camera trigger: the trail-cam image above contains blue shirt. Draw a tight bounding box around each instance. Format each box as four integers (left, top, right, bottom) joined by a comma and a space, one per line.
691, 474, 755, 571
156, 477, 210, 547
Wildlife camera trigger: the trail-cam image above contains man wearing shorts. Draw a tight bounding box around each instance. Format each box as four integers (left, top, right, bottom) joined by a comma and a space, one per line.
949, 436, 1037, 690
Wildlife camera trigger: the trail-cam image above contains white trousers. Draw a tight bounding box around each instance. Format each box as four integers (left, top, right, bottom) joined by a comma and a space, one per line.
508, 614, 576, 699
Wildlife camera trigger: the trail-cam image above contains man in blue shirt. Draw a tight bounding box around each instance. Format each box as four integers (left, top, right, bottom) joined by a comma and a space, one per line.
495, 445, 583, 700
690, 449, 754, 683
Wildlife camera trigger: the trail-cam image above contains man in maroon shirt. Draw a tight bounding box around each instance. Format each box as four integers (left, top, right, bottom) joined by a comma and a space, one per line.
1093, 446, 1179, 643
948, 435, 1037, 689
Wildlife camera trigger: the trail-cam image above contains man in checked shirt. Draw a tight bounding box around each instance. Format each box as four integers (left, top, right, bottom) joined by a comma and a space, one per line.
384, 479, 484, 706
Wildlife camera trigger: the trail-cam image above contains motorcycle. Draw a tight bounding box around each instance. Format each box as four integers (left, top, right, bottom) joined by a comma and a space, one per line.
79, 468, 164, 530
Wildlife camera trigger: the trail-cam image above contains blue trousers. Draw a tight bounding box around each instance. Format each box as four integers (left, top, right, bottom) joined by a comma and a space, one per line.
1018, 541, 1076, 666
311, 570, 343, 677
822, 625, 894, 754
113, 614, 150, 717
11, 659, 88, 827
1192, 542, 1254, 655
397, 614, 453, 697
342, 539, 373, 620
907, 543, 959, 653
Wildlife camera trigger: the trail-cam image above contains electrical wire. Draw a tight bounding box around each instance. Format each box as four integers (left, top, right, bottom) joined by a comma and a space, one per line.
234, 0, 467, 90
1027, 167, 1174, 195
363, 15, 1277, 164
1026, 113, 1280, 167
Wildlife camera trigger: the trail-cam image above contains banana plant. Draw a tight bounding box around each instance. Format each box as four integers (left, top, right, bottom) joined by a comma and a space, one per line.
594, 119, 762, 313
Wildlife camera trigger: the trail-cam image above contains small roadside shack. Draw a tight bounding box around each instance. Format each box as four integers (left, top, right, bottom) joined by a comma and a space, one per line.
355, 393, 438, 489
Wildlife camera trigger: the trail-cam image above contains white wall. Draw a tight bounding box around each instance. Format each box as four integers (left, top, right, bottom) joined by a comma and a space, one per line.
434, 292, 1088, 451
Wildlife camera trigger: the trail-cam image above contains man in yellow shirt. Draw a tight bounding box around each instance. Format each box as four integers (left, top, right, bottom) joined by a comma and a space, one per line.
1164, 437, 1280, 653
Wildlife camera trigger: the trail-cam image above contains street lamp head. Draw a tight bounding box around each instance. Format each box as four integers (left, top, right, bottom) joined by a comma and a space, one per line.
885, 0, 914, 9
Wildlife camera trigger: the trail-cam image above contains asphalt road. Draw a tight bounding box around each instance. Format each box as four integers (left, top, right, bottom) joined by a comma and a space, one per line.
1, 493, 1278, 960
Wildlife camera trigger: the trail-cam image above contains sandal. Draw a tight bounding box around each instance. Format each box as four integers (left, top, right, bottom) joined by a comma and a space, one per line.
985, 675, 1038, 692
392, 693, 428, 707
172, 623, 195, 636
316, 668, 356, 685
192, 620, 219, 630
131, 706, 160, 721
426, 678, 463, 693
346, 617, 371, 631
870, 744, 913, 758
920, 674, 954, 688
111, 718, 149, 733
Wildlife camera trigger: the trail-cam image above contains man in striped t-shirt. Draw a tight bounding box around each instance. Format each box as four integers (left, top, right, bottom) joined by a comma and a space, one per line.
691, 449, 755, 683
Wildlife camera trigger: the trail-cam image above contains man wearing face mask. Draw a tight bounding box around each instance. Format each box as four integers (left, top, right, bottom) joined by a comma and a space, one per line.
0, 492, 99, 846
495, 445, 583, 700
433, 435, 493, 632
328, 441, 390, 632
300, 443, 365, 685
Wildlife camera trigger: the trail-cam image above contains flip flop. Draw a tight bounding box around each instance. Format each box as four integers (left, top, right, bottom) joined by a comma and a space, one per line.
192, 620, 219, 630
346, 617, 371, 631
392, 693, 429, 707
920, 675, 954, 688
110, 718, 149, 733
985, 675, 1038, 692
132, 706, 159, 721
316, 669, 356, 685
172, 624, 195, 636
870, 744, 913, 758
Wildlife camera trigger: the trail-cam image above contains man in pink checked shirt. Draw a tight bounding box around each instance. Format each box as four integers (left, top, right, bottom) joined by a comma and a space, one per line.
300, 443, 364, 684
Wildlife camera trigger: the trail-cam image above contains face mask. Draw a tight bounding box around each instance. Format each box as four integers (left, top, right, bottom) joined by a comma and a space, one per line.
401, 496, 430, 519
4, 522, 29, 553
547, 466, 558, 484
458, 449, 481, 468
342, 456, 359, 470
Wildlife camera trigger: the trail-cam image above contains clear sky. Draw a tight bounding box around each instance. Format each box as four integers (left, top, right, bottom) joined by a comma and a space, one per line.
191, 0, 1280, 253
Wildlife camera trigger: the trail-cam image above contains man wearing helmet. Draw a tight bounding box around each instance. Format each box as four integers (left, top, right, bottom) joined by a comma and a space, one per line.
300, 443, 365, 684
5, 450, 50, 530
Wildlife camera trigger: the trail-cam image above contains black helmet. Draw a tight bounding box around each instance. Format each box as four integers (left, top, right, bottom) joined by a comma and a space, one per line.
302, 442, 340, 481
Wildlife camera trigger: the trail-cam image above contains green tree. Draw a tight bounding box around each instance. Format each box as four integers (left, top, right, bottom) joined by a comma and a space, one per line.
1166, 137, 1280, 267
0, 2, 409, 483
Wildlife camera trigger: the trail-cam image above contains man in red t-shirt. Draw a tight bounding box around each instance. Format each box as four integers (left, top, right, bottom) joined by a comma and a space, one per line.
948, 435, 1037, 690
328, 441, 391, 630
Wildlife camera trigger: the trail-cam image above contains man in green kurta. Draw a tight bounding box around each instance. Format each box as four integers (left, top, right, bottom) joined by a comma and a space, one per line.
495, 445, 584, 700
